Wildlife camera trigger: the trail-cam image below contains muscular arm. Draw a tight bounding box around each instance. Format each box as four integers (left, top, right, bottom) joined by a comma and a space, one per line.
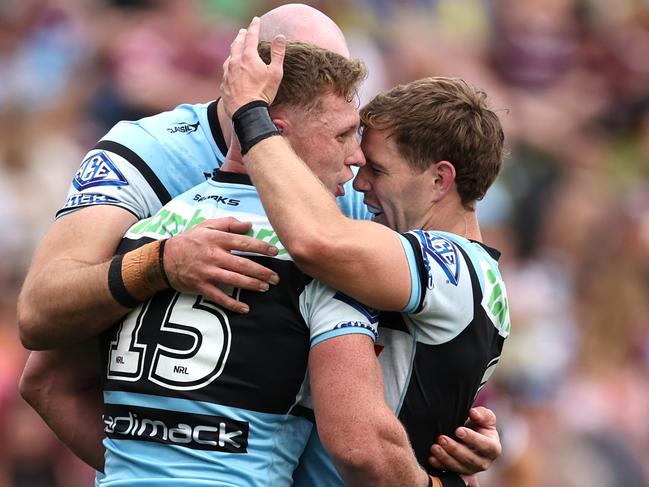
19, 344, 105, 471
18, 206, 282, 350
310, 335, 430, 486
18, 206, 136, 349
244, 138, 412, 311
221, 20, 411, 311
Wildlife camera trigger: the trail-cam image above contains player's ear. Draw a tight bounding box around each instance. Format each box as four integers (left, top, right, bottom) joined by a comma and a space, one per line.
430, 160, 456, 200
272, 117, 288, 135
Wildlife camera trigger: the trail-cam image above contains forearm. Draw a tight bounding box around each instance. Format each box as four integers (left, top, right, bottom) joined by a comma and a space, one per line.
244, 136, 349, 259
312, 336, 430, 487
20, 236, 170, 349
50, 381, 106, 471
18, 206, 139, 349
326, 415, 430, 487
245, 136, 410, 310
18, 258, 126, 349
20, 347, 105, 471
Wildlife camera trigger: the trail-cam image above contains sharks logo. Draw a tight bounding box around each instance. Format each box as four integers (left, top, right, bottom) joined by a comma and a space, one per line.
73, 152, 128, 191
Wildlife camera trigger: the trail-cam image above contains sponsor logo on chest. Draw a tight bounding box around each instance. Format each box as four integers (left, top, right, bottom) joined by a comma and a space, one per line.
103, 404, 249, 453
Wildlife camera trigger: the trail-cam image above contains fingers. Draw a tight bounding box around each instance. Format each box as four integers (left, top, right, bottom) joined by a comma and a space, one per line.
454, 427, 500, 460
201, 217, 252, 234
230, 27, 246, 61
197, 255, 279, 313
467, 406, 497, 429
220, 233, 279, 257
270, 34, 286, 80
199, 218, 279, 257
196, 285, 250, 314
241, 17, 260, 64
245, 16, 260, 49
215, 252, 279, 286
428, 437, 488, 475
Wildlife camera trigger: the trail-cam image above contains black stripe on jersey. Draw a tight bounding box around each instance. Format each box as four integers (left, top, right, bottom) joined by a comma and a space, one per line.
55, 203, 140, 219
475, 241, 501, 261
95, 140, 172, 205
212, 170, 253, 186
456, 243, 484, 314
115, 236, 155, 255
486, 356, 500, 368
290, 405, 315, 423
378, 311, 410, 334
207, 100, 229, 156
401, 232, 429, 313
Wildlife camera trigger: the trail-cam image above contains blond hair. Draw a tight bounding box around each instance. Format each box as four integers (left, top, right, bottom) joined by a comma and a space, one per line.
258, 41, 366, 114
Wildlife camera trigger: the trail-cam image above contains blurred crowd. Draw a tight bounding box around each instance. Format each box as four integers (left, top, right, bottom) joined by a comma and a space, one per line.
0, 0, 647, 485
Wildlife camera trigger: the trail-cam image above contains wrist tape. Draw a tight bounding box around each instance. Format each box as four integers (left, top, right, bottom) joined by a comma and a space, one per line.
232, 100, 280, 155
108, 239, 171, 308
438, 472, 468, 487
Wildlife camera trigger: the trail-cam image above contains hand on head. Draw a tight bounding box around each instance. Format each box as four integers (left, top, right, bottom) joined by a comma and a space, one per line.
221, 17, 286, 118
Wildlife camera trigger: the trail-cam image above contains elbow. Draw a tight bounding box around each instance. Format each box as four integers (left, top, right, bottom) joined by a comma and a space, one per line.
19, 359, 47, 408
17, 289, 66, 350
17, 303, 41, 351
320, 427, 383, 480
17, 302, 48, 351
18, 368, 37, 407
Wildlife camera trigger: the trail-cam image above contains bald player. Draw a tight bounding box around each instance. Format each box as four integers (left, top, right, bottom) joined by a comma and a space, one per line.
18, 3, 499, 479
18, 5, 352, 348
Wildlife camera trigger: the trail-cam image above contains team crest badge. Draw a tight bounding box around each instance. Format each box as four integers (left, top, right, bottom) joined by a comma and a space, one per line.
418, 232, 460, 286
73, 151, 128, 191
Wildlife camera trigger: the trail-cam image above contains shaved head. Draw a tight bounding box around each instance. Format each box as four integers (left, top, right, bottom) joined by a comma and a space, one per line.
260, 3, 350, 58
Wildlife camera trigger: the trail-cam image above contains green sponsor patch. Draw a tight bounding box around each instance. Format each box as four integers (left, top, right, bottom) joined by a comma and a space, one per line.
481, 263, 511, 337
245, 227, 287, 255
130, 209, 207, 237
129, 207, 287, 254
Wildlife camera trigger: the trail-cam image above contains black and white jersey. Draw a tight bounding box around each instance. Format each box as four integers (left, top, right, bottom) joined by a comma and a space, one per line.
379, 230, 509, 471
99, 171, 378, 486
293, 230, 510, 485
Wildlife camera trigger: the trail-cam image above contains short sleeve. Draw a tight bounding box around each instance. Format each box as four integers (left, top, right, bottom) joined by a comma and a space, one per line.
299, 280, 379, 347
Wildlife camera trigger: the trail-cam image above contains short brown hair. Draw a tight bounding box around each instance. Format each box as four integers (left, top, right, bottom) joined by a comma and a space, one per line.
258, 41, 366, 113
360, 77, 504, 209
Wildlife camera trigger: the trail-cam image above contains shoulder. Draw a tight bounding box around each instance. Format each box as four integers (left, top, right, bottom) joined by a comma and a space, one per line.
100, 102, 211, 154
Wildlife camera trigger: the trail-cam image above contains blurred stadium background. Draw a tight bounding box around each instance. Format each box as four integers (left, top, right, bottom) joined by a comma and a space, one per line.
0, 0, 647, 485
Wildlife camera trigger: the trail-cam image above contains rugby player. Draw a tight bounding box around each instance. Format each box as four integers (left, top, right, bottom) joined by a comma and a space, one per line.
220, 19, 511, 486
18, 4, 501, 484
